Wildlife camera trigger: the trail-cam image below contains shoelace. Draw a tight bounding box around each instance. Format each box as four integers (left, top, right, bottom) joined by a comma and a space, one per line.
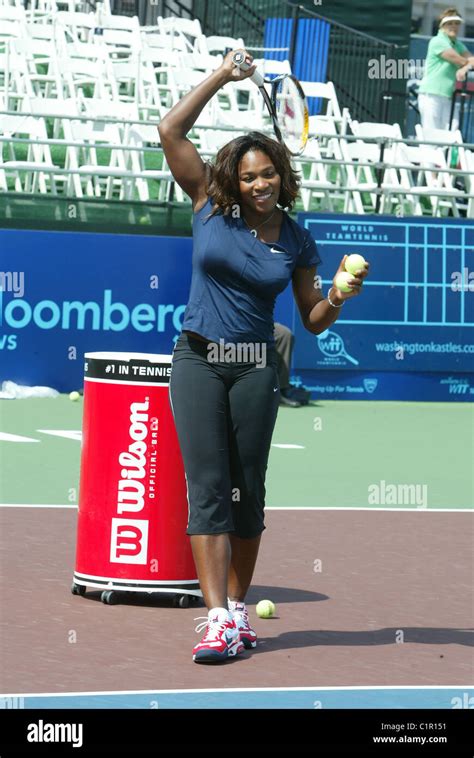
232, 607, 249, 625
194, 616, 228, 638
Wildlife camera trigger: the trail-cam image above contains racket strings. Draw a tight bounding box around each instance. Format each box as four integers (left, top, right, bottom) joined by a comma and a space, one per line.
273, 77, 308, 155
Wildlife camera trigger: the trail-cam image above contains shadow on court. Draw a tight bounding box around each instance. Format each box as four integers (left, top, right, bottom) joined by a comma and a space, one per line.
79, 586, 329, 608
254, 627, 474, 653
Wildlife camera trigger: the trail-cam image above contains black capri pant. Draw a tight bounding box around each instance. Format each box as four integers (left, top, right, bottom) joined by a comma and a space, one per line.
169, 332, 280, 538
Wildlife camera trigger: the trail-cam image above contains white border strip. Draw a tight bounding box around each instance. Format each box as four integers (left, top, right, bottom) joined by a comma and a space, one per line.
2, 685, 473, 698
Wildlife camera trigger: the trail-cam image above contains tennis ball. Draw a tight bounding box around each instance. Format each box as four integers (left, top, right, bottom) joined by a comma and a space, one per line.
69, 391, 80, 401
256, 600, 276, 618
345, 254, 367, 276
334, 272, 355, 293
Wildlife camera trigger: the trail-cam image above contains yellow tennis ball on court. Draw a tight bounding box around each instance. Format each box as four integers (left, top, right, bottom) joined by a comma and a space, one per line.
256, 600, 276, 618
69, 391, 80, 401
345, 254, 367, 276
334, 272, 354, 293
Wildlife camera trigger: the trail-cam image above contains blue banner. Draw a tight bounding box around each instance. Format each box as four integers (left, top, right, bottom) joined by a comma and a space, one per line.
294, 214, 474, 374
290, 370, 474, 401
0, 214, 472, 401
0, 229, 193, 390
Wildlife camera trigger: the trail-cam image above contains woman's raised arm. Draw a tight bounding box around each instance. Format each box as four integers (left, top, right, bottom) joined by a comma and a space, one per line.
158, 51, 256, 207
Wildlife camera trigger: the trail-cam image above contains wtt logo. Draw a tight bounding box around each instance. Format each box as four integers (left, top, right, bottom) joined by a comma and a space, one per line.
449, 384, 469, 394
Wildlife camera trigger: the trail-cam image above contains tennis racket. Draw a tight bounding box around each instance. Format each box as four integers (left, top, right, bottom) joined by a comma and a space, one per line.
231, 51, 309, 156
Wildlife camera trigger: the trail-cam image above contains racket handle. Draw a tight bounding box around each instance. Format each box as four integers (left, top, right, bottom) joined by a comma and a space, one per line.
231, 51, 264, 87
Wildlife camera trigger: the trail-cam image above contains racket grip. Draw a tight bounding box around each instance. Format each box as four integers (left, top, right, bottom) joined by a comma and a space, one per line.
231, 51, 265, 87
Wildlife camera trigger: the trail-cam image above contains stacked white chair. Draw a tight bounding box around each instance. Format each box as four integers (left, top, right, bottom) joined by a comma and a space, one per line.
157, 16, 206, 55
0, 114, 60, 193
296, 138, 342, 212
127, 122, 183, 203
61, 117, 135, 199
412, 124, 465, 216
204, 35, 245, 56
6, 7, 470, 214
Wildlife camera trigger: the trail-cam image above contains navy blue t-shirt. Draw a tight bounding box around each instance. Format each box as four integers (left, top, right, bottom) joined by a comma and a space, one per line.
181, 197, 321, 346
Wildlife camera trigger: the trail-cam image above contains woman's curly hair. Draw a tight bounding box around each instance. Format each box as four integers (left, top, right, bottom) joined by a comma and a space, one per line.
205, 131, 301, 217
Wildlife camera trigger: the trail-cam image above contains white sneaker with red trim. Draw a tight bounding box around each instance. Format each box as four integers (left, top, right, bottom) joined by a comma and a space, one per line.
193, 608, 244, 664
230, 602, 258, 649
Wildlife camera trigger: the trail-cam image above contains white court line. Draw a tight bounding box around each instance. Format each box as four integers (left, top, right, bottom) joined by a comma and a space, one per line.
272, 444, 305, 449
0, 504, 471, 512
0, 432, 39, 442
1, 684, 472, 698
36, 430, 82, 441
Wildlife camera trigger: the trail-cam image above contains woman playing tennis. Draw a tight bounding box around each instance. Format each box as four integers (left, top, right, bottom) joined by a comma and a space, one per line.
158, 49, 369, 664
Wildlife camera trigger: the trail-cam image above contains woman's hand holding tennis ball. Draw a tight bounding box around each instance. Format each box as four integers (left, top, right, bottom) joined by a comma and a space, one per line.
332, 254, 369, 301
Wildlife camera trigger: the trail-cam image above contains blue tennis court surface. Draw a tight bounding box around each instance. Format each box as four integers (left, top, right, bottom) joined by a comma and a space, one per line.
2, 687, 473, 709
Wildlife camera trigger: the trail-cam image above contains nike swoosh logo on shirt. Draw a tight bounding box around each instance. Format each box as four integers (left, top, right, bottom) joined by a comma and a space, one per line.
270, 247, 286, 254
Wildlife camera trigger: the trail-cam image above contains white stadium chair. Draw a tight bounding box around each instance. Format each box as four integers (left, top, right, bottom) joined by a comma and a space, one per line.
296, 138, 342, 212
20, 95, 80, 141
251, 58, 292, 78
299, 80, 342, 121
0, 3, 26, 22
157, 16, 206, 54
55, 11, 97, 44
204, 35, 245, 56
141, 28, 190, 53
0, 0, 26, 8
0, 114, 60, 193
62, 118, 135, 199
127, 123, 183, 202
25, 0, 58, 24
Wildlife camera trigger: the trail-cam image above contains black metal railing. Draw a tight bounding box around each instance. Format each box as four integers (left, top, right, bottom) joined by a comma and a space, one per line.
26, 0, 409, 127
190, 0, 290, 44
324, 22, 398, 123
172, 0, 408, 126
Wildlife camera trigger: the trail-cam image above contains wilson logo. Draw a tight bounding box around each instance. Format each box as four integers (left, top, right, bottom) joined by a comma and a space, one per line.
110, 518, 149, 564
110, 398, 150, 564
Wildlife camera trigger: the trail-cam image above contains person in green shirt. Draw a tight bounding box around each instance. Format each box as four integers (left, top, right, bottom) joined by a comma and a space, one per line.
418, 7, 474, 131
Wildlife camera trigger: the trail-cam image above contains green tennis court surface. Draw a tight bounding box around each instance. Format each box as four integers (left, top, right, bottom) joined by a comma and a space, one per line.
0, 398, 472, 509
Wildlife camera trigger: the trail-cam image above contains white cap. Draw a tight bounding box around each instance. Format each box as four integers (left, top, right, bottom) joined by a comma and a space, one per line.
440, 15, 463, 26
